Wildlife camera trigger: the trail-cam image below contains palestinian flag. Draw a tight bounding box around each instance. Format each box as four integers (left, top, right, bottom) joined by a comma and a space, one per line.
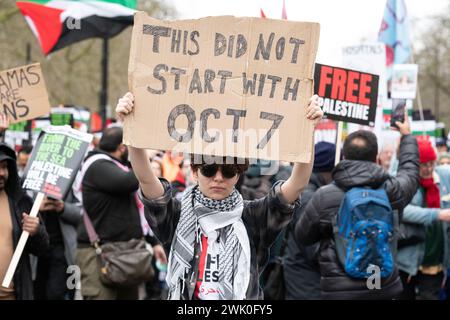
16, 0, 136, 55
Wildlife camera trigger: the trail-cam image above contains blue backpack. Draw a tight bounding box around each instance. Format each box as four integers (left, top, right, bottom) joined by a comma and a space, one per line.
332, 186, 398, 279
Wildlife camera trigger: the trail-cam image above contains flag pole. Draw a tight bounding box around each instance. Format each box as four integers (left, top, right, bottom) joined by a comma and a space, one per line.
100, 37, 109, 130
26, 42, 31, 64
335, 121, 343, 165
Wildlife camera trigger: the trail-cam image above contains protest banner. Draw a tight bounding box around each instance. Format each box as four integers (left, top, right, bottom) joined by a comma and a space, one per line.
52, 106, 92, 132
0, 63, 51, 124
73, 108, 91, 132
2, 125, 92, 289
124, 12, 320, 163
412, 109, 437, 146
314, 119, 337, 144
22, 125, 92, 200
50, 109, 75, 127
412, 121, 436, 144
30, 116, 51, 145
341, 43, 387, 101
314, 63, 379, 126
391, 64, 419, 99
436, 122, 446, 146
4, 120, 32, 151
341, 43, 388, 141
28, 107, 91, 146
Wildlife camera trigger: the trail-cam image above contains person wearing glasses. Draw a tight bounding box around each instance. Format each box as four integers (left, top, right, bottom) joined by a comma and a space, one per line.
397, 138, 450, 300
115, 92, 323, 300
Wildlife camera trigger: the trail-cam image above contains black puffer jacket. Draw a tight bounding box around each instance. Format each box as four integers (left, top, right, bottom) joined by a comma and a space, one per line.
295, 134, 419, 299
284, 173, 326, 299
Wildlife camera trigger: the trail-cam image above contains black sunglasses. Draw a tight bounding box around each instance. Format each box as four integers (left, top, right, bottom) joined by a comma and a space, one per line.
199, 164, 239, 179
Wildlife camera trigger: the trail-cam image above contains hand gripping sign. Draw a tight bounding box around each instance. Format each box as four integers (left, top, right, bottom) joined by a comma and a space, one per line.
2, 125, 92, 289
124, 12, 320, 163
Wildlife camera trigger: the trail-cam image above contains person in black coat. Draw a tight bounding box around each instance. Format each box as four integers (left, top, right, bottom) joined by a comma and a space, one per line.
75, 127, 166, 300
0, 143, 49, 300
296, 118, 420, 300
284, 142, 335, 299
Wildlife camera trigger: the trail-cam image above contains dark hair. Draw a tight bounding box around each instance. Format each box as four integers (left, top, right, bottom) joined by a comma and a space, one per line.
99, 127, 123, 152
189, 154, 249, 175
343, 130, 378, 163
18, 145, 33, 155
0, 143, 21, 197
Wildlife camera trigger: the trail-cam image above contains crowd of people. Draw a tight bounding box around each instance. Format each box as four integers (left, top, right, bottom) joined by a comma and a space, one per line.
0, 93, 450, 300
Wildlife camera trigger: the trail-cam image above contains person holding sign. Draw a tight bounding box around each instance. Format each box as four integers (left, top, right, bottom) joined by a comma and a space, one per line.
0, 143, 49, 300
116, 92, 323, 300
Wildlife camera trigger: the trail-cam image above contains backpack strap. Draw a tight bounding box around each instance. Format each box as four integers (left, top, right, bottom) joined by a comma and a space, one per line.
328, 182, 345, 235
83, 211, 101, 248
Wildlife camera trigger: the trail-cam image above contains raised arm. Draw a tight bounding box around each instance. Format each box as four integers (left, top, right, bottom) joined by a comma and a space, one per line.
116, 92, 164, 199
384, 109, 420, 210
281, 95, 322, 203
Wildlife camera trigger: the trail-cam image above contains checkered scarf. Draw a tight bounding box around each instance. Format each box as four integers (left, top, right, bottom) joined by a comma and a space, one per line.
166, 185, 250, 300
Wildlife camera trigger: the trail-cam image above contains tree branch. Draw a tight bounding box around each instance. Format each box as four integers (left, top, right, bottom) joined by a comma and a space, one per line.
0, 7, 19, 23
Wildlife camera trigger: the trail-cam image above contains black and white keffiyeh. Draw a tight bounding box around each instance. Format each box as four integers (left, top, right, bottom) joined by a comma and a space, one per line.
166, 185, 250, 300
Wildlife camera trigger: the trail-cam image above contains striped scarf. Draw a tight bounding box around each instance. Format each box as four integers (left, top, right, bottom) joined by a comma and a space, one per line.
166, 185, 250, 300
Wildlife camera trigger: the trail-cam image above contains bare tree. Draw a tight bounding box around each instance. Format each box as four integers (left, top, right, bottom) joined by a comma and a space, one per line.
415, 4, 450, 123
0, 0, 18, 23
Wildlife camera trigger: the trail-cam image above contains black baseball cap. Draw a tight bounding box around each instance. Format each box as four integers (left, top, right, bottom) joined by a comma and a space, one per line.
0, 143, 17, 162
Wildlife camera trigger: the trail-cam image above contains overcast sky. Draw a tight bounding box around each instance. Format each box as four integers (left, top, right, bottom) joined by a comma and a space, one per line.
168, 0, 449, 65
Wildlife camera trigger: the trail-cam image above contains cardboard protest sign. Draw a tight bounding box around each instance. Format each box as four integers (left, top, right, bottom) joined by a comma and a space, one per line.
125, 12, 320, 163
0, 63, 51, 124
391, 64, 418, 99
22, 125, 92, 200
314, 63, 379, 126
